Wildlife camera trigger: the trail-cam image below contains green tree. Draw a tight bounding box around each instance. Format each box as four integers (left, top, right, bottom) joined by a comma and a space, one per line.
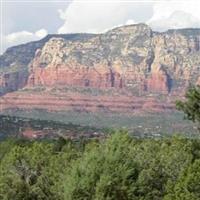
64, 131, 141, 200
1, 132, 200, 200
0, 139, 80, 200
176, 85, 200, 131
164, 160, 200, 200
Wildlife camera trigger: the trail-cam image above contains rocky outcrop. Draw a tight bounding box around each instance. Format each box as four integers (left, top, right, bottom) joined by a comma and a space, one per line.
0, 24, 200, 113
0, 89, 175, 113
27, 24, 153, 91
0, 34, 96, 95
26, 24, 200, 94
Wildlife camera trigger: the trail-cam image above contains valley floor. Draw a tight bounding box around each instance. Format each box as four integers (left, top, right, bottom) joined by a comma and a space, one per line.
0, 109, 198, 139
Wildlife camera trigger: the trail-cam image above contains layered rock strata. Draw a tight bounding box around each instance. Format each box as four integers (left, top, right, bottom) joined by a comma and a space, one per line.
0, 24, 199, 112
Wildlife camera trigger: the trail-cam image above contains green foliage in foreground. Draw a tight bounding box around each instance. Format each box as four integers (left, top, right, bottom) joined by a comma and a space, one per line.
1, 132, 200, 200
176, 85, 200, 131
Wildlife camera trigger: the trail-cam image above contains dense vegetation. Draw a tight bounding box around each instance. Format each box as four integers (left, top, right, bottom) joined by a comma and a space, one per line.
0, 86, 199, 199
176, 85, 200, 132
1, 132, 200, 200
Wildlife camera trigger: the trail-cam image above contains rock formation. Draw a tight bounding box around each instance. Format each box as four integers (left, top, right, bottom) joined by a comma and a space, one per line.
0, 24, 200, 112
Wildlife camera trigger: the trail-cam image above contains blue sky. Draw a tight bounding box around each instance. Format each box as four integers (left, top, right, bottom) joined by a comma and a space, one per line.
1, 0, 200, 54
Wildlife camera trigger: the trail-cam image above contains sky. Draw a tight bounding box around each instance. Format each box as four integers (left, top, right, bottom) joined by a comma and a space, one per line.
1, 0, 200, 54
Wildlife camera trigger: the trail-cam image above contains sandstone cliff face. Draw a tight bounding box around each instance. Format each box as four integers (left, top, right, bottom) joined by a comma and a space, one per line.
27, 24, 200, 94
0, 34, 95, 95
0, 24, 200, 113
0, 89, 175, 113
27, 25, 152, 91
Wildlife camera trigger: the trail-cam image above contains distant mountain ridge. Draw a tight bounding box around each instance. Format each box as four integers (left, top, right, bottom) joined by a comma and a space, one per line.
0, 33, 96, 95
0, 23, 200, 113
0, 33, 96, 72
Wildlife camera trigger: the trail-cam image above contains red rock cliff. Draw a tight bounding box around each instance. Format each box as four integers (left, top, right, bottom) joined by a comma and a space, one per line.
0, 24, 200, 113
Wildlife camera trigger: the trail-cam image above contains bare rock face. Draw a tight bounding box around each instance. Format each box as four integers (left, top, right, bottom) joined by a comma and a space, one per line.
0, 89, 175, 113
0, 34, 95, 95
0, 24, 200, 113
28, 24, 152, 91
26, 24, 200, 94
146, 65, 170, 93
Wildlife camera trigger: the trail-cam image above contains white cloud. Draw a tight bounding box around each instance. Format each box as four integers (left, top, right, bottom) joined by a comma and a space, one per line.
2, 29, 47, 54
148, 0, 200, 31
35, 29, 48, 38
2, 0, 200, 55
57, 1, 149, 34
58, 0, 200, 34
126, 19, 136, 25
